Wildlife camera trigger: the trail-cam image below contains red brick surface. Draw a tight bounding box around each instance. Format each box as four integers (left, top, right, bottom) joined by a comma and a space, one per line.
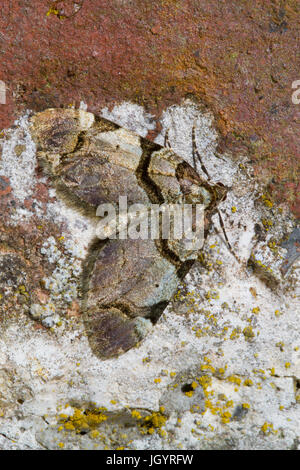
0, 0, 299, 216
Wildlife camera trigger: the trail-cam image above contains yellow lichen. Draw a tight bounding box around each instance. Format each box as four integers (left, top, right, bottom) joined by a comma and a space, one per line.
59, 407, 107, 432
131, 410, 142, 420
220, 411, 231, 424
230, 328, 241, 340
64, 422, 75, 431
243, 326, 255, 340
244, 379, 253, 387
242, 403, 250, 409
227, 375, 242, 386
261, 422, 277, 435
46, 5, 65, 20
140, 411, 167, 436
261, 194, 273, 209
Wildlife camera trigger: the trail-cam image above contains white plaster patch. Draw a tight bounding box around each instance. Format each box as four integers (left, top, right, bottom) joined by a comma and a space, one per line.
101, 102, 155, 137
0, 113, 37, 202
46, 198, 97, 260
156, 99, 237, 187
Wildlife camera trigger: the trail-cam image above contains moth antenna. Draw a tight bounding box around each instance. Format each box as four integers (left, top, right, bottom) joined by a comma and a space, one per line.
192, 123, 211, 181
164, 128, 172, 149
215, 209, 241, 263
192, 121, 240, 263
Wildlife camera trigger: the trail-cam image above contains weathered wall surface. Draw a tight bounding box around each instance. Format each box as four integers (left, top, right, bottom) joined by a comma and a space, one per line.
0, 0, 299, 217
0, 0, 299, 451
0, 102, 299, 450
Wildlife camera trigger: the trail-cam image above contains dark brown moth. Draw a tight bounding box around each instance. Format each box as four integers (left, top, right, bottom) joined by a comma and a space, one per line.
31, 108, 229, 359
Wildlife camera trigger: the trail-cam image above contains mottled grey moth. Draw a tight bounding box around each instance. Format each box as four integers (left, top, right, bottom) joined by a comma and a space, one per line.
31, 108, 228, 359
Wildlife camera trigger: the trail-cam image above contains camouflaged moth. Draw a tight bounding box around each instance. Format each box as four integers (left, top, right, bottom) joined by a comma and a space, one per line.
31, 108, 229, 359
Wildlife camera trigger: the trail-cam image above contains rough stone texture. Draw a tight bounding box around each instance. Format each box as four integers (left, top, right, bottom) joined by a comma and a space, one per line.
0, 101, 299, 450
0, 0, 299, 217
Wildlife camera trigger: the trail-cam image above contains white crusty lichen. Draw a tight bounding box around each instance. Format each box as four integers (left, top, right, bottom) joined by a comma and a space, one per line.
29, 236, 82, 326
41, 236, 81, 301
101, 102, 155, 137
0, 112, 37, 202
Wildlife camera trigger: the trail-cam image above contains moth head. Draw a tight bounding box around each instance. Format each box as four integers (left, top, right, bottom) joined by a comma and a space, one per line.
30, 108, 95, 168
175, 161, 227, 209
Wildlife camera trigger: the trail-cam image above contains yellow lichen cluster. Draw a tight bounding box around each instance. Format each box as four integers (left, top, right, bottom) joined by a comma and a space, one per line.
261, 422, 278, 435
261, 195, 273, 209
205, 290, 220, 301
189, 369, 236, 424
243, 326, 255, 340
242, 403, 250, 409
46, 5, 65, 20
230, 328, 241, 340
276, 341, 285, 351
18, 285, 29, 300
261, 218, 273, 230
131, 409, 142, 420
227, 375, 242, 386
142, 356, 151, 364
268, 240, 279, 253
185, 381, 198, 397
131, 407, 167, 437
250, 253, 273, 273
244, 379, 253, 387
59, 407, 108, 432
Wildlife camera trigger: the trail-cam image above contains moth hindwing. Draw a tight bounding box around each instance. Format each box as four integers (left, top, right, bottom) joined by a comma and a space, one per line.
30, 108, 227, 359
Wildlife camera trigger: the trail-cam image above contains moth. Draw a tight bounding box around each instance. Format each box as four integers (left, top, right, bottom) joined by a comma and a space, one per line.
31, 108, 230, 359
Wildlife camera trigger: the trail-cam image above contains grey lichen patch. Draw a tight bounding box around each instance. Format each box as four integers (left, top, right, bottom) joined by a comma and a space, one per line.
0, 244, 33, 318
30, 236, 82, 327
281, 228, 300, 276
248, 193, 298, 288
